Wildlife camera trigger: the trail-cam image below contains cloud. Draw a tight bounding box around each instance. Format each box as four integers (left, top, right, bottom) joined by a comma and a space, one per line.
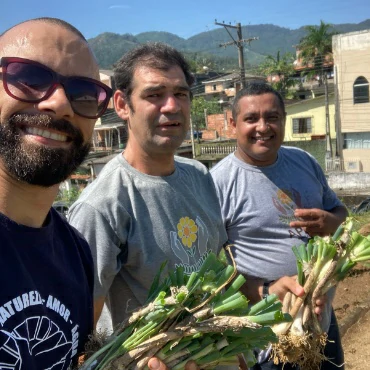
108, 5, 131, 9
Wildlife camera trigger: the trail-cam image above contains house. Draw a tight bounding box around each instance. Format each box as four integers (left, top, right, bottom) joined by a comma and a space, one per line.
98, 70, 115, 111
90, 70, 127, 154
191, 71, 223, 95
284, 94, 336, 142
333, 29, 370, 172
293, 48, 334, 75
200, 72, 265, 102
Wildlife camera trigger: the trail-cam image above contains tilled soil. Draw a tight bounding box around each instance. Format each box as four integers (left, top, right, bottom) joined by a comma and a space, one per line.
333, 266, 370, 369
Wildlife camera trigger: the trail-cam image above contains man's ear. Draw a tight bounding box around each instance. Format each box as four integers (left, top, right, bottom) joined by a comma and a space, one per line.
114, 90, 130, 120
230, 117, 237, 133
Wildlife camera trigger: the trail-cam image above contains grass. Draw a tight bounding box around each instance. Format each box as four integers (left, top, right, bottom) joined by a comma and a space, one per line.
350, 211, 370, 232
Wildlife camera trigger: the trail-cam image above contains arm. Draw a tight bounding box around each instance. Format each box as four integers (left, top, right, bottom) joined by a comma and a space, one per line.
94, 296, 106, 328
290, 205, 348, 237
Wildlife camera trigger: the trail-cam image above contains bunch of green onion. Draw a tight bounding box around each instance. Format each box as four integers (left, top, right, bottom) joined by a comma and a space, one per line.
80, 251, 290, 370
272, 217, 370, 369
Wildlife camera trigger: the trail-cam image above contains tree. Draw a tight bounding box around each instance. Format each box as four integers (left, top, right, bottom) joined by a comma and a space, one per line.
191, 97, 223, 137
298, 20, 337, 159
258, 51, 297, 95
56, 188, 82, 205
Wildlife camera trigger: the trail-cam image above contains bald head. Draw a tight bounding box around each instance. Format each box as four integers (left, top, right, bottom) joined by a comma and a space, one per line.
0, 17, 87, 42
0, 18, 99, 80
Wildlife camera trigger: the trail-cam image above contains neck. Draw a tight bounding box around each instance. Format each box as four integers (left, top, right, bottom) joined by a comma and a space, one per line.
235, 147, 278, 167
0, 165, 59, 228
123, 143, 176, 176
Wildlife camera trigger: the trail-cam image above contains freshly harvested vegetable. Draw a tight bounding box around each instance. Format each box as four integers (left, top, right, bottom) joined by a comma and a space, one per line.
271, 217, 370, 370
80, 249, 291, 370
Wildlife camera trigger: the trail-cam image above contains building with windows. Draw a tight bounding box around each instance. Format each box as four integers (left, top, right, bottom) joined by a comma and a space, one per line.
333, 29, 370, 172
284, 94, 336, 142
200, 73, 265, 102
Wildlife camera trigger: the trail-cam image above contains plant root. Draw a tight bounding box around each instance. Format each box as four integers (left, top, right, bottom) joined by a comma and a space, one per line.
83, 331, 110, 359
272, 332, 328, 370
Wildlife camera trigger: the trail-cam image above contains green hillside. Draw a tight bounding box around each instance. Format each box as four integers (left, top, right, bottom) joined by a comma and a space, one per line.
88, 19, 370, 70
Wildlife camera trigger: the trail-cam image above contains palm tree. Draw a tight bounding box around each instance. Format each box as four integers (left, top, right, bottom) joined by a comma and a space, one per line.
259, 51, 297, 96
298, 20, 337, 159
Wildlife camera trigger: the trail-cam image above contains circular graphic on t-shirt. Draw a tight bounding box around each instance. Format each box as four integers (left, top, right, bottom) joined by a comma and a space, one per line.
0, 316, 72, 369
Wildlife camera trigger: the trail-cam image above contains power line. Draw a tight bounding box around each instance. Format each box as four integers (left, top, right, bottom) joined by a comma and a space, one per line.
214, 20, 258, 89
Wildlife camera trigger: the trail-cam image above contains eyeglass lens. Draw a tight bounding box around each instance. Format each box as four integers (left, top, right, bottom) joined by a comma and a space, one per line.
5, 61, 108, 118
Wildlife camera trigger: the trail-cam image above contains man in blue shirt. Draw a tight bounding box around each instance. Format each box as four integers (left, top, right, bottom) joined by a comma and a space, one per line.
0, 17, 195, 370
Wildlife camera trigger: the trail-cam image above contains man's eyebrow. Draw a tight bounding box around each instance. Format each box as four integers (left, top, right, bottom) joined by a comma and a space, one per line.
175, 85, 191, 92
142, 85, 190, 93
241, 110, 281, 117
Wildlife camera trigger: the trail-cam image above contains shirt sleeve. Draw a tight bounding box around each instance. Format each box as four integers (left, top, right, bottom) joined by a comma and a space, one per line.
69, 202, 124, 300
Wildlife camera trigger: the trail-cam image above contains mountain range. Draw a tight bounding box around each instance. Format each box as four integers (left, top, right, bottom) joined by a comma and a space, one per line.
88, 19, 370, 70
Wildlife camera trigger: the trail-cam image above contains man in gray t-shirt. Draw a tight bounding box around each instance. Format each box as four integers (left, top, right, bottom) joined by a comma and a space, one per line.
211, 82, 348, 370
69, 43, 228, 370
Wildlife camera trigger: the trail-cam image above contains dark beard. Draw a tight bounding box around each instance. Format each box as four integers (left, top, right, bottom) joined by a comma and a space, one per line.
0, 114, 91, 187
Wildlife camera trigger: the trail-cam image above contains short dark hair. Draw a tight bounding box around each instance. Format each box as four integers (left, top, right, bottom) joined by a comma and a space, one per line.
113, 42, 194, 109
232, 81, 286, 121
0, 17, 87, 42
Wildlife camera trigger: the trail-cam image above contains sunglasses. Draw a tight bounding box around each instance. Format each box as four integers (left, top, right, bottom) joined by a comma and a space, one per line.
0, 57, 113, 119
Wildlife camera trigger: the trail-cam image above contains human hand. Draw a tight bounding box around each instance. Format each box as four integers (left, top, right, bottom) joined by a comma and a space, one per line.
269, 276, 305, 303
290, 208, 341, 237
271, 278, 326, 320
313, 294, 327, 319
148, 358, 199, 370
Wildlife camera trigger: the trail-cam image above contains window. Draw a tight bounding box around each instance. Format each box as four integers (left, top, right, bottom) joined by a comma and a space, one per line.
212, 84, 217, 91
343, 132, 370, 149
292, 117, 312, 134
353, 76, 369, 104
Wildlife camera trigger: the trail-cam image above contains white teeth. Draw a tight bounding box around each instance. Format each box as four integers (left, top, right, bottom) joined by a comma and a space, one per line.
255, 136, 271, 141
24, 126, 68, 142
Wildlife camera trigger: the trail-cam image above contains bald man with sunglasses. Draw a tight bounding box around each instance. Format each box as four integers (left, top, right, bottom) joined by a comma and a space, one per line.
0, 18, 197, 370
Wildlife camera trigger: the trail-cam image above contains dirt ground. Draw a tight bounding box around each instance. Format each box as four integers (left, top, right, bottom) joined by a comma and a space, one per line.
333, 266, 370, 369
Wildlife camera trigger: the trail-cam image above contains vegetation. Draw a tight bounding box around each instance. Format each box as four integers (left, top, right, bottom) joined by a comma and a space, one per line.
352, 212, 370, 232
297, 21, 338, 158
55, 187, 81, 206
272, 217, 370, 369
298, 21, 337, 82
191, 97, 223, 131
184, 52, 240, 73
80, 252, 290, 369
258, 51, 297, 96
87, 20, 370, 70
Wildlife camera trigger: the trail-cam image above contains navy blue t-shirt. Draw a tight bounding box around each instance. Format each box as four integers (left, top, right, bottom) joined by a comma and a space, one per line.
0, 208, 93, 370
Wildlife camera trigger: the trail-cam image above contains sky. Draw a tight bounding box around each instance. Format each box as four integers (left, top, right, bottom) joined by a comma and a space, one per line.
1, 0, 370, 40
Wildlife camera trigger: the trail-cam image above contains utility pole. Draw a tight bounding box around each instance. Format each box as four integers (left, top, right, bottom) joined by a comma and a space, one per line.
215, 20, 258, 89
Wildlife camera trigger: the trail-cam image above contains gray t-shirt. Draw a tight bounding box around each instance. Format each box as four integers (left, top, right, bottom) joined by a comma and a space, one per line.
69, 153, 227, 333
210, 146, 343, 281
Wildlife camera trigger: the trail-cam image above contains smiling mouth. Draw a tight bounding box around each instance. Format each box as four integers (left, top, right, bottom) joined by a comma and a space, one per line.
253, 135, 274, 142
159, 122, 180, 127
23, 126, 69, 142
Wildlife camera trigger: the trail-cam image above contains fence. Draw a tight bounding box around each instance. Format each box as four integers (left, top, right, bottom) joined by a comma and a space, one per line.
200, 144, 237, 156
325, 157, 344, 172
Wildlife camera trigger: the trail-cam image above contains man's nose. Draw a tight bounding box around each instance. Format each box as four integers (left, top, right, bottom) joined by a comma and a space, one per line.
35, 85, 74, 119
161, 95, 181, 113
256, 118, 270, 131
